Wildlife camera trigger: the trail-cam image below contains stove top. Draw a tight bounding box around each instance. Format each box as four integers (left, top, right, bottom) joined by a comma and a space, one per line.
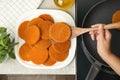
75, 0, 120, 80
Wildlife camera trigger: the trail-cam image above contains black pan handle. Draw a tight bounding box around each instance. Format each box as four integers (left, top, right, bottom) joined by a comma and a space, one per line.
85, 61, 102, 80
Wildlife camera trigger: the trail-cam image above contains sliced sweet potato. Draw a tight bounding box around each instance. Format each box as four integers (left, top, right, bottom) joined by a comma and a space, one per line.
112, 10, 120, 23
19, 43, 32, 61
18, 21, 29, 39
35, 39, 51, 49
43, 56, 56, 66
49, 22, 71, 43
39, 14, 54, 23
49, 45, 68, 61
53, 40, 70, 53
24, 25, 40, 45
27, 18, 44, 27
38, 21, 53, 39
31, 46, 48, 64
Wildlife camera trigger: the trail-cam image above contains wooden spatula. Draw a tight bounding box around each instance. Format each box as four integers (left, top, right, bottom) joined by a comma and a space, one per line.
71, 22, 120, 38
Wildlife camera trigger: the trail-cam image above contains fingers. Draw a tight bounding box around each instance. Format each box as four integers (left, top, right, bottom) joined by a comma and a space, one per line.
98, 24, 105, 40
89, 24, 103, 40
105, 29, 112, 41
89, 25, 96, 40
91, 24, 111, 42
89, 31, 95, 40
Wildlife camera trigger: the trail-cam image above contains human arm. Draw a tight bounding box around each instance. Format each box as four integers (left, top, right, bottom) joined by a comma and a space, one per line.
89, 24, 120, 76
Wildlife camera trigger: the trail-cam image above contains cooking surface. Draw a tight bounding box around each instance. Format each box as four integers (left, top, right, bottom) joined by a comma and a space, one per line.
76, 0, 120, 79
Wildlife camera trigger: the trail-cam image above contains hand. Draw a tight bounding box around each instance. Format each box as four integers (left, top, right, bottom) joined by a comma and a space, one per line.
90, 24, 120, 76
89, 24, 112, 58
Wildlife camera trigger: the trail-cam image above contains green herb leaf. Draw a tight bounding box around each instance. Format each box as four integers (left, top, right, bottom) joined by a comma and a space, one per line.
0, 50, 8, 56
0, 55, 6, 63
8, 42, 19, 49
0, 40, 5, 47
0, 27, 7, 33
0, 32, 8, 40
8, 52, 16, 59
3, 37, 11, 45
0, 46, 4, 50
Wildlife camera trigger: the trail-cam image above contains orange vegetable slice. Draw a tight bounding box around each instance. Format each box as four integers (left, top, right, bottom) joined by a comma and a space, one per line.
18, 21, 29, 39
24, 25, 40, 45
19, 43, 32, 61
112, 10, 120, 23
31, 46, 48, 64
38, 21, 53, 39
27, 18, 44, 26
53, 40, 70, 53
49, 22, 71, 43
49, 45, 68, 61
35, 39, 51, 49
39, 14, 54, 23
43, 56, 56, 66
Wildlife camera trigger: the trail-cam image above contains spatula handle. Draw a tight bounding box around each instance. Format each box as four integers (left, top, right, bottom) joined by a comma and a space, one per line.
104, 22, 120, 30
85, 22, 120, 32
71, 22, 120, 38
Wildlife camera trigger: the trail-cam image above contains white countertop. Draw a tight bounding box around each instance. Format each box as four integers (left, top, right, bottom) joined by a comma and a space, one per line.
0, 0, 76, 74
